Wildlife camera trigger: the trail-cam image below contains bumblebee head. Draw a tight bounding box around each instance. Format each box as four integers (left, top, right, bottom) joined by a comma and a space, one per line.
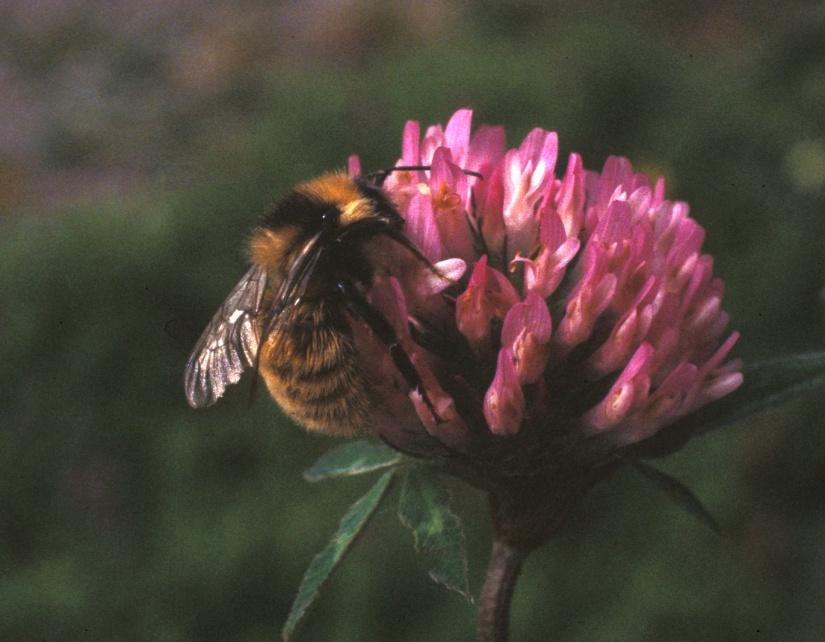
250, 173, 429, 268
262, 172, 401, 239
250, 172, 434, 285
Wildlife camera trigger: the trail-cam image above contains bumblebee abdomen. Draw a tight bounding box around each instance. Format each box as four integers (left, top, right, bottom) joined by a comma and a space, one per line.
258, 303, 370, 436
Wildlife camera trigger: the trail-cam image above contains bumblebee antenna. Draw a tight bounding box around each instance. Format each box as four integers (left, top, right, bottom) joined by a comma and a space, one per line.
365, 165, 484, 186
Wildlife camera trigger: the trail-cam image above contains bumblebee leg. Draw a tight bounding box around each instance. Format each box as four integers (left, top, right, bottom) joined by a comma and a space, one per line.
336, 280, 444, 424
378, 432, 454, 460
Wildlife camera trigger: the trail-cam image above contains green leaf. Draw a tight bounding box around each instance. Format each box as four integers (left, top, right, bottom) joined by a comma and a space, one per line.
282, 471, 394, 641
629, 460, 722, 536
398, 468, 470, 600
633, 351, 825, 458
721, 351, 825, 422
303, 440, 402, 482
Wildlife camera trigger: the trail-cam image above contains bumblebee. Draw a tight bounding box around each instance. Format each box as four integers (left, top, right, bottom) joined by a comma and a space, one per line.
184, 168, 446, 436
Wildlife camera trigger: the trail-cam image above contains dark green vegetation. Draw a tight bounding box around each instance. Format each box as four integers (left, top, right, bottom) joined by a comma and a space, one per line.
2, 3, 824, 640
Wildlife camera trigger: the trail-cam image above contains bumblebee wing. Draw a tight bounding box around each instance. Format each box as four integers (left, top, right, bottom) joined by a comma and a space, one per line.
259, 230, 324, 338
184, 265, 268, 408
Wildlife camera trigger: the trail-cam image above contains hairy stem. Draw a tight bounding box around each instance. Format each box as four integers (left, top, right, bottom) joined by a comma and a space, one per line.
478, 538, 528, 642
477, 468, 611, 640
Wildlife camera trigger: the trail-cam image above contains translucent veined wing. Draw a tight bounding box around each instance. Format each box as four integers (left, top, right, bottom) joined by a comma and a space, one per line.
258, 230, 324, 341
184, 265, 268, 407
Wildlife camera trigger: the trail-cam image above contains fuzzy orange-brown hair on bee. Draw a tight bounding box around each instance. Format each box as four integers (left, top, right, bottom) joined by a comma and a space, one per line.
184, 170, 443, 437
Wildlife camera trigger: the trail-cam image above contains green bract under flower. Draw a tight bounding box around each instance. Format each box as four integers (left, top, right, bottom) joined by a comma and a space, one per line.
348, 109, 743, 470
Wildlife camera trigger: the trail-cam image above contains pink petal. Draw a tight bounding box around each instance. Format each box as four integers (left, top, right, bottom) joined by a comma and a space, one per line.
501, 129, 560, 257
516, 236, 581, 299
502, 154, 540, 254
401, 119, 421, 165
456, 257, 491, 347
627, 186, 652, 223
652, 176, 666, 208
701, 371, 744, 402
555, 264, 617, 354
443, 108, 473, 166
409, 352, 469, 447
468, 125, 506, 175
501, 293, 552, 384
456, 256, 519, 350
593, 156, 634, 209
648, 362, 699, 422
539, 208, 566, 251
429, 147, 473, 260
556, 152, 585, 238
699, 331, 740, 377
474, 161, 506, 255
585, 308, 641, 377
617, 361, 699, 445
483, 348, 525, 435
421, 124, 445, 166
584, 343, 654, 433
501, 292, 552, 345
518, 128, 558, 177
416, 258, 467, 297
404, 191, 443, 263
487, 264, 520, 308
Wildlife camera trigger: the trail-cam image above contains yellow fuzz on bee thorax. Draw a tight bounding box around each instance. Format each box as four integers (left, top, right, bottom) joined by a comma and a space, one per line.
298, 172, 360, 207
297, 172, 374, 226
248, 225, 301, 276
339, 198, 373, 225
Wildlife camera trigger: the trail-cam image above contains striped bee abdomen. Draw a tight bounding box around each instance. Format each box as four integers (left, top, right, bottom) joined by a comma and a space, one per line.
257, 302, 370, 436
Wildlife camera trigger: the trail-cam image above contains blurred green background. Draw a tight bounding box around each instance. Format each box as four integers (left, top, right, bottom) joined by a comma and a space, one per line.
2, 1, 825, 640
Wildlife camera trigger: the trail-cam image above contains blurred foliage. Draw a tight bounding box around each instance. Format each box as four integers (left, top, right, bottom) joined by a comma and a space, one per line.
1, 1, 824, 640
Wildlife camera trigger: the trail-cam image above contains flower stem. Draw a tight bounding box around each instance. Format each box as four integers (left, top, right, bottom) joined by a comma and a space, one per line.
478, 538, 528, 642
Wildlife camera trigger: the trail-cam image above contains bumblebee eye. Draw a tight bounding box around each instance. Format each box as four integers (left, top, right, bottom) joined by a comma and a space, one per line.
321, 207, 340, 228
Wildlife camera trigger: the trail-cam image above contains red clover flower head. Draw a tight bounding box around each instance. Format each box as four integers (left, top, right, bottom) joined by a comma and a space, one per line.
351, 109, 743, 481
